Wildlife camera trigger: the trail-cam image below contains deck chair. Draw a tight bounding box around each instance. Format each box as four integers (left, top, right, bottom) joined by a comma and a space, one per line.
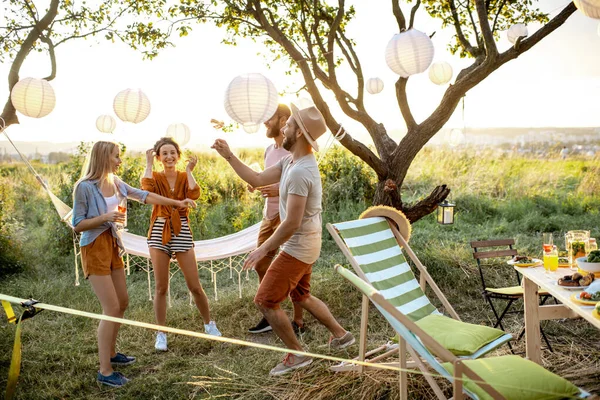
335, 265, 589, 400
326, 207, 512, 373
470, 240, 553, 352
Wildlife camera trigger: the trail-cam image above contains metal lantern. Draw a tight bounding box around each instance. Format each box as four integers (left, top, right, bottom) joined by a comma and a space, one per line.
428, 62, 453, 85
96, 115, 117, 133
10, 77, 56, 118
113, 88, 151, 124
385, 29, 434, 77
437, 200, 455, 225
366, 77, 384, 94
224, 73, 278, 133
507, 24, 528, 44
574, 0, 600, 19
166, 123, 191, 147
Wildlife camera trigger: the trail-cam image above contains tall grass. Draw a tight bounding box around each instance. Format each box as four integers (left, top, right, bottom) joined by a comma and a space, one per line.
0, 144, 599, 399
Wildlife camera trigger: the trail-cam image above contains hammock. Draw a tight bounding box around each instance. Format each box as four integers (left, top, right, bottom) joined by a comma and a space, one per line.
1, 128, 259, 302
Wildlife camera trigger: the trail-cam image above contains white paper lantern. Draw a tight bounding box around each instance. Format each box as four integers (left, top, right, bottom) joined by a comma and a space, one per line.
507, 24, 528, 44
96, 115, 116, 133
366, 77, 384, 94
428, 62, 453, 85
166, 123, 191, 147
597, 22, 600, 36
224, 73, 278, 132
448, 128, 465, 147
574, 0, 600, 19
385, 29, 434, 78
242, 124, 260, 134
113, 88, 151, 124
10, 77, 56, 118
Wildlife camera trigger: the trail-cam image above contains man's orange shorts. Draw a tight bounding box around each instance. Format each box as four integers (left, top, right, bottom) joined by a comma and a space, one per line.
254, 251, 312, 309
81, 229, 124, 279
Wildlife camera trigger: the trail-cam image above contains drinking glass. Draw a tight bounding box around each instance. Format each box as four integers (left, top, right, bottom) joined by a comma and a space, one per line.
542, 232, 553, 253
117, 196, 127, 230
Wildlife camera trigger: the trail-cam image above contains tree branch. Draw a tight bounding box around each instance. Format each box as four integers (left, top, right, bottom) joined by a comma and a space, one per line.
391, 0, 407, 31
449, 0, 478, 57
476, 0, 498, 60
491, 0, 507, 32
39, 35, 56, 81
395, 78, 416, 129
408, 0, 420, 29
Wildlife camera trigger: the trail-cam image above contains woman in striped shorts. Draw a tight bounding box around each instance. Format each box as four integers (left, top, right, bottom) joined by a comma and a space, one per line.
142, 137, 221, 352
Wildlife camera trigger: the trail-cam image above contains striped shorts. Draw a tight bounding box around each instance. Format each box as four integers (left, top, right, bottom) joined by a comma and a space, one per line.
147, 217, 194, 257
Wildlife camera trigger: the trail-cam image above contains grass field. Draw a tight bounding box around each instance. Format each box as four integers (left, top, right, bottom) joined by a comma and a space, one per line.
0, 145, 599, 399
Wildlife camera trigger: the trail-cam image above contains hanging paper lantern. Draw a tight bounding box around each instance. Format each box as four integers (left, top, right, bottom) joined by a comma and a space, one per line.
366, 77, 384, 94
448, 128, 465, 147
113, 88, 151, 124
10, 77, 56, 118
574, 0, 600, 19
224, 73, 278, 133
166, 123, 191, 147
96, 115, 116, 133
507, 24, 528, 44
428, 62, 453, 85
242, 124, 260, 134
385, 29, 434, 78
597, 22, 600, 36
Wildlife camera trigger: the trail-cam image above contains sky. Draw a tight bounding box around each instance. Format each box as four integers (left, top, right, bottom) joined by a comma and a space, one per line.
1, 0, 599, 152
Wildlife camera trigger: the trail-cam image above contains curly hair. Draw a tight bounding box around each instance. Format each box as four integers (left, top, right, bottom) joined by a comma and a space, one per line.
153, 137, 182, 157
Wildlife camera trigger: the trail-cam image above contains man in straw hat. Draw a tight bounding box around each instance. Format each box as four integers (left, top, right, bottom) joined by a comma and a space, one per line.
212, 103, 354, 376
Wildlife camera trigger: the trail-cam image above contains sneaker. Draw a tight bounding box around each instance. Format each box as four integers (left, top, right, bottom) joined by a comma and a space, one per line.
292, 321, 306, 335
248, 317, 272, 334
204, 321, 222, 336
269, 353, 313, 376
97, 371, 129, 387
329, 331, 355, 350
110, 353, 136, 366
155, 332, 168, 351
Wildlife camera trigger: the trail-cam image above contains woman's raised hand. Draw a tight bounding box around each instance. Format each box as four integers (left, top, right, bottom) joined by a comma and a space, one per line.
186, 155, 198, 172
178, 198, 197, 209
146, 148, 156, 165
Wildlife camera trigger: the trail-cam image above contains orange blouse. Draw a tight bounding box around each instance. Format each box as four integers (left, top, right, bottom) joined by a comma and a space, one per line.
141, 171, 200, 245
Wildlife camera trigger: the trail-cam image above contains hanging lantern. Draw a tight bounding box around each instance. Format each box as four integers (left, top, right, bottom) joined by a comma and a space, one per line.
448, 128, 465, 147
574, 0, 600, 19
113, 88, 151, 124
224, 73, 278, 133
242, 124, 260, 134
597, 22, 600, 36
10, 77, 56, 118
366, 77, 384, 94
166, 123, 191, 147
428, 62, 453, 85
96, 115, 117, 133
437, 200, 455, 225
507, 24, 528, 44
385, 29, 434, 78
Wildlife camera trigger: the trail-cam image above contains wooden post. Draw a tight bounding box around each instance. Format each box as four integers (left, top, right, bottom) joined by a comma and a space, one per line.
523, 277, 541, 364
399, 336, 407, 400
358, 294, 369, 373
453, 360, 464, 400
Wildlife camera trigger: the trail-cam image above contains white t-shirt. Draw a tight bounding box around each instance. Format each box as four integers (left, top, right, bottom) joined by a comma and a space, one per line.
104, 194, 118, 212
277, 153, 322, 264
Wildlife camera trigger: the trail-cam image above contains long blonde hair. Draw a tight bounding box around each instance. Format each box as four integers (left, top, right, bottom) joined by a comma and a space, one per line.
73, 141, 118, 195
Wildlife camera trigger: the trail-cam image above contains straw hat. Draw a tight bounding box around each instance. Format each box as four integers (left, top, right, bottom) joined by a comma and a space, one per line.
359, 205, 412, 243
290, 103, 327, 151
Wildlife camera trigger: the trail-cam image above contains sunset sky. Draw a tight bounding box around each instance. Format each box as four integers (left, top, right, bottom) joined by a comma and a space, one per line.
1, 0, 599, 151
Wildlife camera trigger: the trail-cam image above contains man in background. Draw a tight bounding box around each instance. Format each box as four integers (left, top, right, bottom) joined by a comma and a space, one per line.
247, 104, 305, 335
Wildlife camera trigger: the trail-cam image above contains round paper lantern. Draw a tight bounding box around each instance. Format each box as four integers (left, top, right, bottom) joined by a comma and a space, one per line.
224, 73, 278, 132
242, 124, 260, 134
96, 115, 116, 133
166, 123, 191, 147
428, 62, 453, 85
113, 88, 151, 124
507, 24, 528, 44
10, 77, 56, 118
366, 77, 384, 94
448, 128, 465, 147
597, 22, 600, 36
574, 0, 600, 19
385, 29, 434, 77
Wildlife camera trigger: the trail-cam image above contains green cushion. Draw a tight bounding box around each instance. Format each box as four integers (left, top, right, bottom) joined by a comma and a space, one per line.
415, 314, 506, 356
442, 355, 580, 400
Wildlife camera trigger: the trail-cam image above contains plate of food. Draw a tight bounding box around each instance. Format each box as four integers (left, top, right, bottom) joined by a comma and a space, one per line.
507, 255, 542, 267
556, 272, 595, 290
571, 280, 600, 305
576, 250, 600, 273
558, 256, 570, 268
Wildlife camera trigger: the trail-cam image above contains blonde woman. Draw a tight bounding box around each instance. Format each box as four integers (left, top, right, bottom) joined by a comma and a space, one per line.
72, 141, 196, 387
142, 137, 220, 352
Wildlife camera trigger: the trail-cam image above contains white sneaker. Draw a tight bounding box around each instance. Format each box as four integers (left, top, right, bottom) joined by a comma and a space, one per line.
155, 331, 168, 351
204, 321, 222, 336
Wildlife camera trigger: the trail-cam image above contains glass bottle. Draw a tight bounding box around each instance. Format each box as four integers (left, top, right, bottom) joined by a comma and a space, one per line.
565, 230, 590, 270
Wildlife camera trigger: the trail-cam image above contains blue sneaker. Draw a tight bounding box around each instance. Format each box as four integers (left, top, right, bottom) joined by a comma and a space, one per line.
110, 353, 136, 366
97, 371, 129, 387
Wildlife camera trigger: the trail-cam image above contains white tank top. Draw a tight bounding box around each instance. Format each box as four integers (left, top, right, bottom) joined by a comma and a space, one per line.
104, 194, 118, 212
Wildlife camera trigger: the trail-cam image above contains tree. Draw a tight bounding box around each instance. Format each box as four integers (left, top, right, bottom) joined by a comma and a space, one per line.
198, 0, 576, 222
0, 0, 206, 128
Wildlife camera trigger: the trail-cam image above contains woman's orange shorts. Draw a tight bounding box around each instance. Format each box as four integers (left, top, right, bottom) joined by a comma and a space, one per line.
81, 229, 124, 279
